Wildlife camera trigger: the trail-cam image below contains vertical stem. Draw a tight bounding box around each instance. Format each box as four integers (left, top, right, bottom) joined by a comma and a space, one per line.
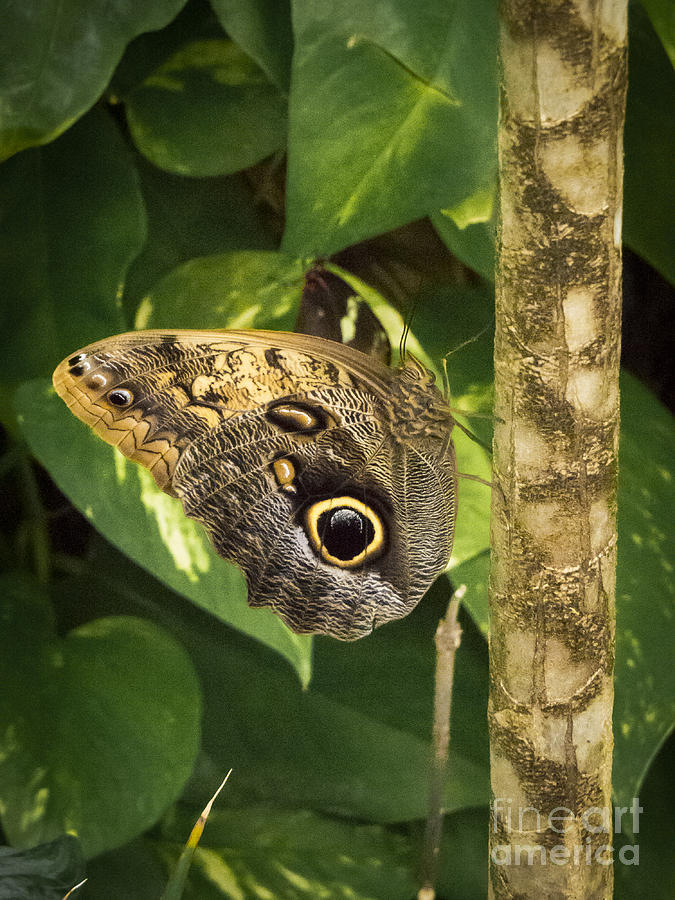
489, 1, 627, 897
418, 585, 465, 900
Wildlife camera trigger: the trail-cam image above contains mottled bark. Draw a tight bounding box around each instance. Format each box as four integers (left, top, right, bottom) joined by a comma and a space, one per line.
489, 2, 627, 898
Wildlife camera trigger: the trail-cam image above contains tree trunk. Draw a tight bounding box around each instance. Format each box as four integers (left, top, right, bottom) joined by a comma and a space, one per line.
488, 1, 627, 898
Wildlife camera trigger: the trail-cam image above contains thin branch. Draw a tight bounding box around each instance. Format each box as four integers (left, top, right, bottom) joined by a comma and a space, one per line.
418, 583, 466, 899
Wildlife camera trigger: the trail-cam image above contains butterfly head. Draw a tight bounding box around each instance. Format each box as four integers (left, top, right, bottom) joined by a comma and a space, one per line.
387, 357, 455, 444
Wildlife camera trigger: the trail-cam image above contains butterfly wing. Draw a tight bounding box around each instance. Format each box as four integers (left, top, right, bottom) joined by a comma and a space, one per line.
53, 329, 456, 639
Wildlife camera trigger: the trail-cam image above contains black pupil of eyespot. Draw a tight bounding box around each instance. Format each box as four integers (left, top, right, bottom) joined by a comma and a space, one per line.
108, 390, 130, 406
317, 507, 374, 561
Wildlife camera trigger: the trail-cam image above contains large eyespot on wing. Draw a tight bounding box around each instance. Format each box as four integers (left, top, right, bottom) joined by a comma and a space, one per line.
303, 495, 386, 569
53, 328, 458, 641
166, 382, 399, 639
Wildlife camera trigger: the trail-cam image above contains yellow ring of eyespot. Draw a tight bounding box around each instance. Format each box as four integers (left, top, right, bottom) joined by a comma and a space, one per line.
304, 496, 385, 569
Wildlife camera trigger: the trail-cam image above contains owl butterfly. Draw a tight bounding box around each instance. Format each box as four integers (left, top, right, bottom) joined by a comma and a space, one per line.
53, 326, 458, 640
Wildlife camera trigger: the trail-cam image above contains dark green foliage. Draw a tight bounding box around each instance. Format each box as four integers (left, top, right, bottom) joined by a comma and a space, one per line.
0, 836, 84, 899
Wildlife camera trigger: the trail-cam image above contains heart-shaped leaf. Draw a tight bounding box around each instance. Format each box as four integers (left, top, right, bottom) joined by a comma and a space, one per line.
0, 0, 187, 160
283, 0, 498, 256
0, 573, 201, 858
126, 39, 287, 176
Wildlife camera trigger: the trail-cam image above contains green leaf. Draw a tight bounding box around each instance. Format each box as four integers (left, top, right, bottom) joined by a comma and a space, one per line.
613, 373, 675, 805
0, 836, 84, 900
109, 1, 227, 100
434, 807, 489, 900
61, 546, 490, 823
432, 180, 497, 280
126, 39, 287, 176
87, 808, 417, 899
122, 160, 278, 317
162, 582, 489, 822
79, 838, 168, 899
640, 0, 675, 67
624, 5, 675, 285
84, 807, 492, 898
15, 381, 312, 686
449, 431, 492, 569
0, 0, 187, 160
133, 250, 305, 330
283, 0, 498, 256
615, 736, 675, 900
0, 573, 201, 858
157, 806, 417, 899
210, 0, 294, 91
0, 108, 143, 404
451, 550, 490, 636
312, 584, 490, 771
180, 628, 488, 823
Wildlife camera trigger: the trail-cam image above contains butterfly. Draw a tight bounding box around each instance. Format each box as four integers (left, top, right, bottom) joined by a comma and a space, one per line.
53, 329, 458, 640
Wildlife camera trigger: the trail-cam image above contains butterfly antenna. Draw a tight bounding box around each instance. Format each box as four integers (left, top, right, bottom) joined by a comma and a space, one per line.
441, 356, 450, 401
442, 317, 494, 364
457, 470, 493, 488
398, 317, 409, 363
399, 300, 420, 363
452, 416, 493, 456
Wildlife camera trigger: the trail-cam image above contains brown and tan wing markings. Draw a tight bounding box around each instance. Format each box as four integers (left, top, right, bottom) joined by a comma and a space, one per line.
53, 328, 459, 639
54, 339, 328, 492
53, 332, 370, 494
173, 407, 377, 523
55, 370, 186, 491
